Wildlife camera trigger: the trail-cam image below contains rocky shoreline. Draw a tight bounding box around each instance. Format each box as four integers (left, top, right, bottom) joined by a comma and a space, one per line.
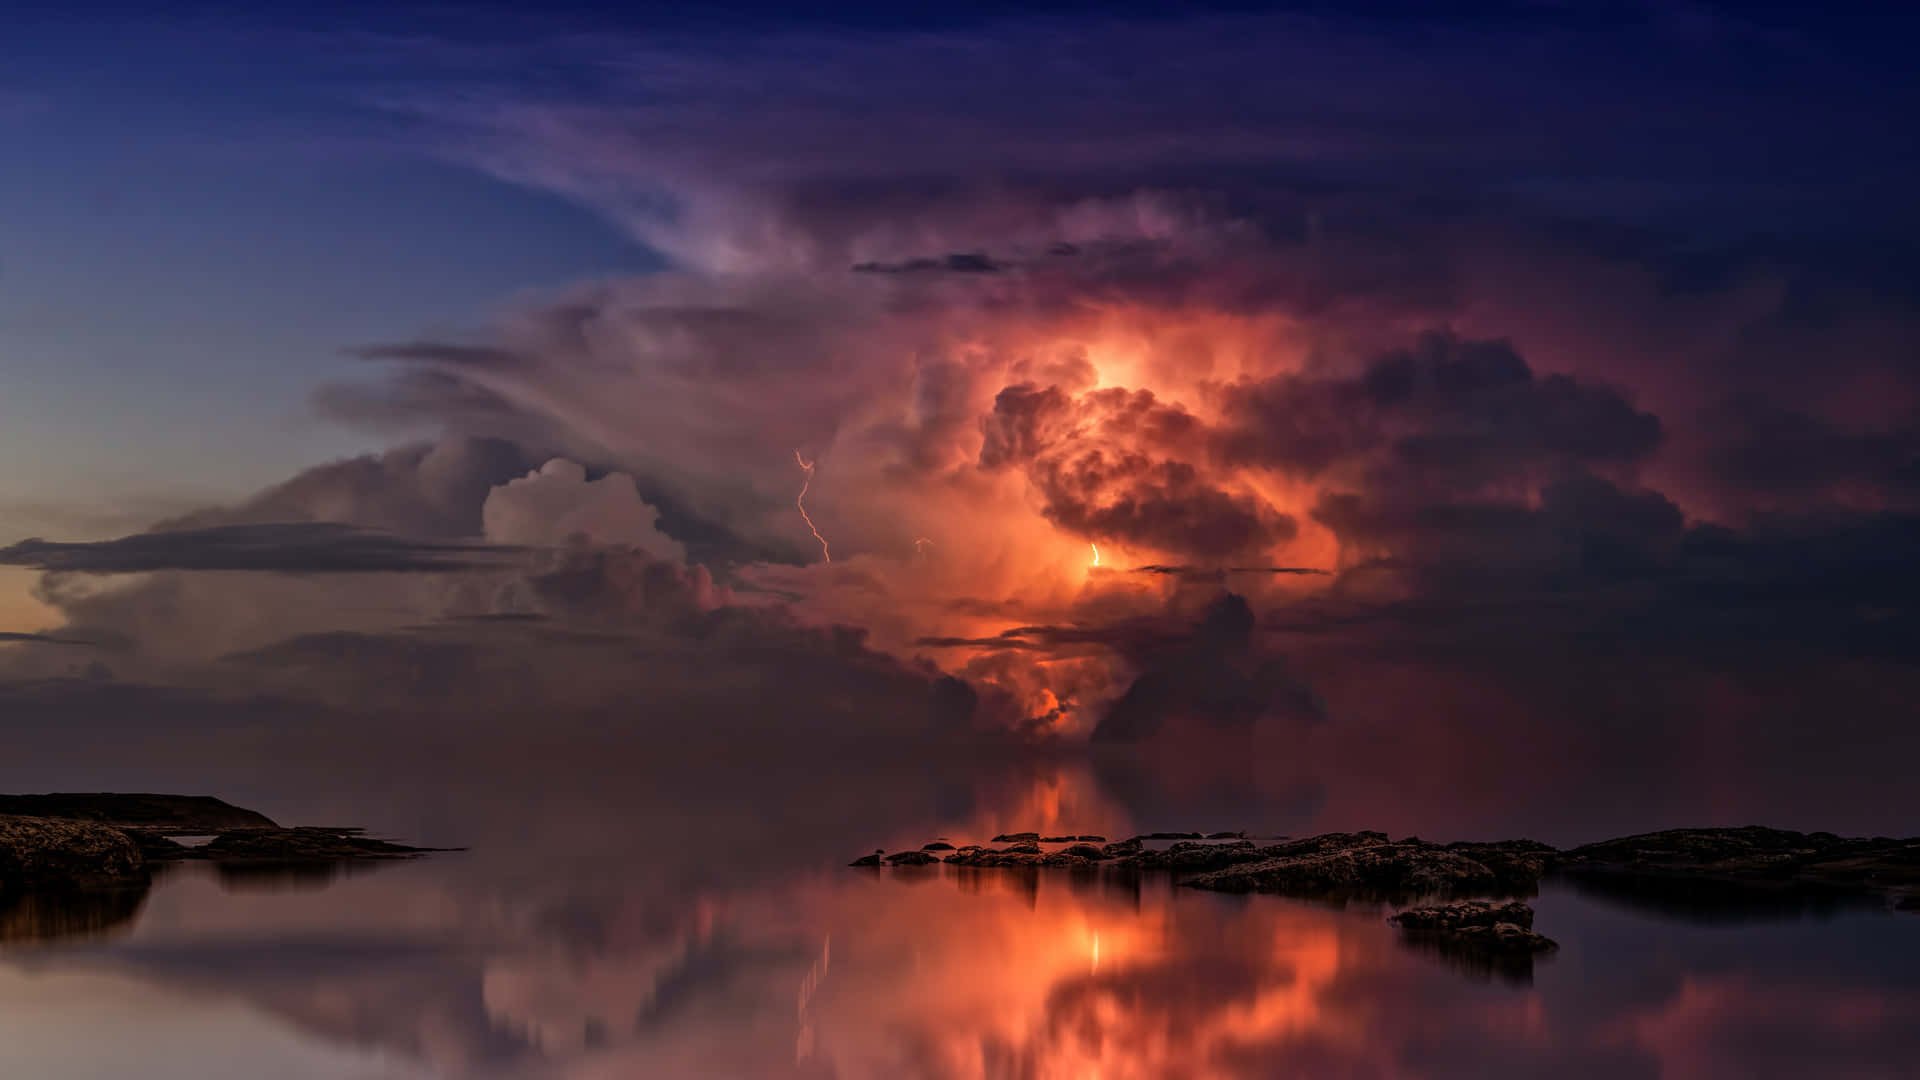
851, 825, 1920, 909
0, 793, 446, 898
851, 824, 1918, 981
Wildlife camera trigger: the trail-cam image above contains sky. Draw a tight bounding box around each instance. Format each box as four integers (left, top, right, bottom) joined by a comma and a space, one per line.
2, 2, 1918, 833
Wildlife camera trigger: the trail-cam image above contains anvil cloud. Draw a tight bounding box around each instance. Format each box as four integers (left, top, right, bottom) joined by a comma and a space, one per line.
3, 9, 1918, 817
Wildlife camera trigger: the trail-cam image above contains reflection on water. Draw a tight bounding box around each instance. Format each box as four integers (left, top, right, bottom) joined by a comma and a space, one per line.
0, 885, 148, 945
3, 856, 1918, 1078
0, 756, 1916, 1079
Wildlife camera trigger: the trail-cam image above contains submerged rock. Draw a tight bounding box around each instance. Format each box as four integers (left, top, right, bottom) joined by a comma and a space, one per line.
885, 850, 941, 866
1075, 835, 1106, 843
991, 832, 1040, 843
921, 841, 956, 851
849, 850, 883, 867
1039, 835, 1074, 843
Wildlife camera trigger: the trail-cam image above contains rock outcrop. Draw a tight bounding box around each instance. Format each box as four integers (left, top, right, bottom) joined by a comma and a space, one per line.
1180, 832, 1552, 899
1388, 900, 1555, 950
1560, 827, 1920, 907
0, 816, 147, 892
0, 793, 276, 831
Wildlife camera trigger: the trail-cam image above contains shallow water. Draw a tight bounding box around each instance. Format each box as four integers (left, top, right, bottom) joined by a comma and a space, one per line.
3, 747, 1917, 1080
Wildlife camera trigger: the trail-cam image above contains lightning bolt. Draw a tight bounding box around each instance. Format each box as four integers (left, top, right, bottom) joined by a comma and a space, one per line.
794, 450, 831, 564
1090, 541, 1101, 567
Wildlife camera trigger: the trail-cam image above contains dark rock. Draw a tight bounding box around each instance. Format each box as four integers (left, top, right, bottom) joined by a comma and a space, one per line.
1390, 901, 1557, 953
1074, 835, 1106, 843
849, 851, 883, 867
956, 844, 982, 852
1101, 838, 1144, 857
1388, 900, 1557, 985
921, 841, 956, 851
1181, 832, 1548, 898
0, 816, 148, 892
1039, 835, 1074, 843
1062, 843, 1109, 860
0, 793, 276, 832
1448, 921, 1558, 952
992, 832, 1040, 843
193, 828, 438, 864
945, 849, 1042, 868
885, 850, 940, 866
1206, 831, 1246, 840
1448, 839, 1558, 888
1121, 841, 1269, 873
1004, 841, 1042, 855
1169, 839, 1253, 854
1133, 832, 1204, 841
1390, 899, 1536, 933
1562, 827, 1920, 900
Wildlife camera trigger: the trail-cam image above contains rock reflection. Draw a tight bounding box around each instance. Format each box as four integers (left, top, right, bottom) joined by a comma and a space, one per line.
0, 884, 149, 944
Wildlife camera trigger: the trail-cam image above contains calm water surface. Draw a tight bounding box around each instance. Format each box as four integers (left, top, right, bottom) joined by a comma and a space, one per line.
1, 745, 1916, 1079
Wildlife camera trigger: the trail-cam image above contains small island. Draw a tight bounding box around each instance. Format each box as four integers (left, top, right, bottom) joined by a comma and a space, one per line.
0, 792, 446, 895
850, 825, 1920, 976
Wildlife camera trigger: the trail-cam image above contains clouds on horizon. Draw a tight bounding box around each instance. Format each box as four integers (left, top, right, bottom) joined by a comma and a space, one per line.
2, 6, 1917, 784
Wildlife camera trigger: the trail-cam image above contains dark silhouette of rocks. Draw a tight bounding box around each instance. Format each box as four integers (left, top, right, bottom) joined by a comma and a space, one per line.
3, 792, 447, 908
1074, 835, 1106, 842
1560, 827, 1920, 908
0, 793, 276, 831
1118, 839, 1267, 873
885, 850, 941, 866
1389, 900, 1551, 943
1179, 833, 1549, 898
0, 816, 148, 892
848, 827, 1917, 912
193, 827, 439, 864
1389, 900, 1557, 985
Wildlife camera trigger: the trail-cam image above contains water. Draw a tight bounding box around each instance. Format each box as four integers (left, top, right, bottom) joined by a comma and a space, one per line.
1, 745, 1915, 1079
